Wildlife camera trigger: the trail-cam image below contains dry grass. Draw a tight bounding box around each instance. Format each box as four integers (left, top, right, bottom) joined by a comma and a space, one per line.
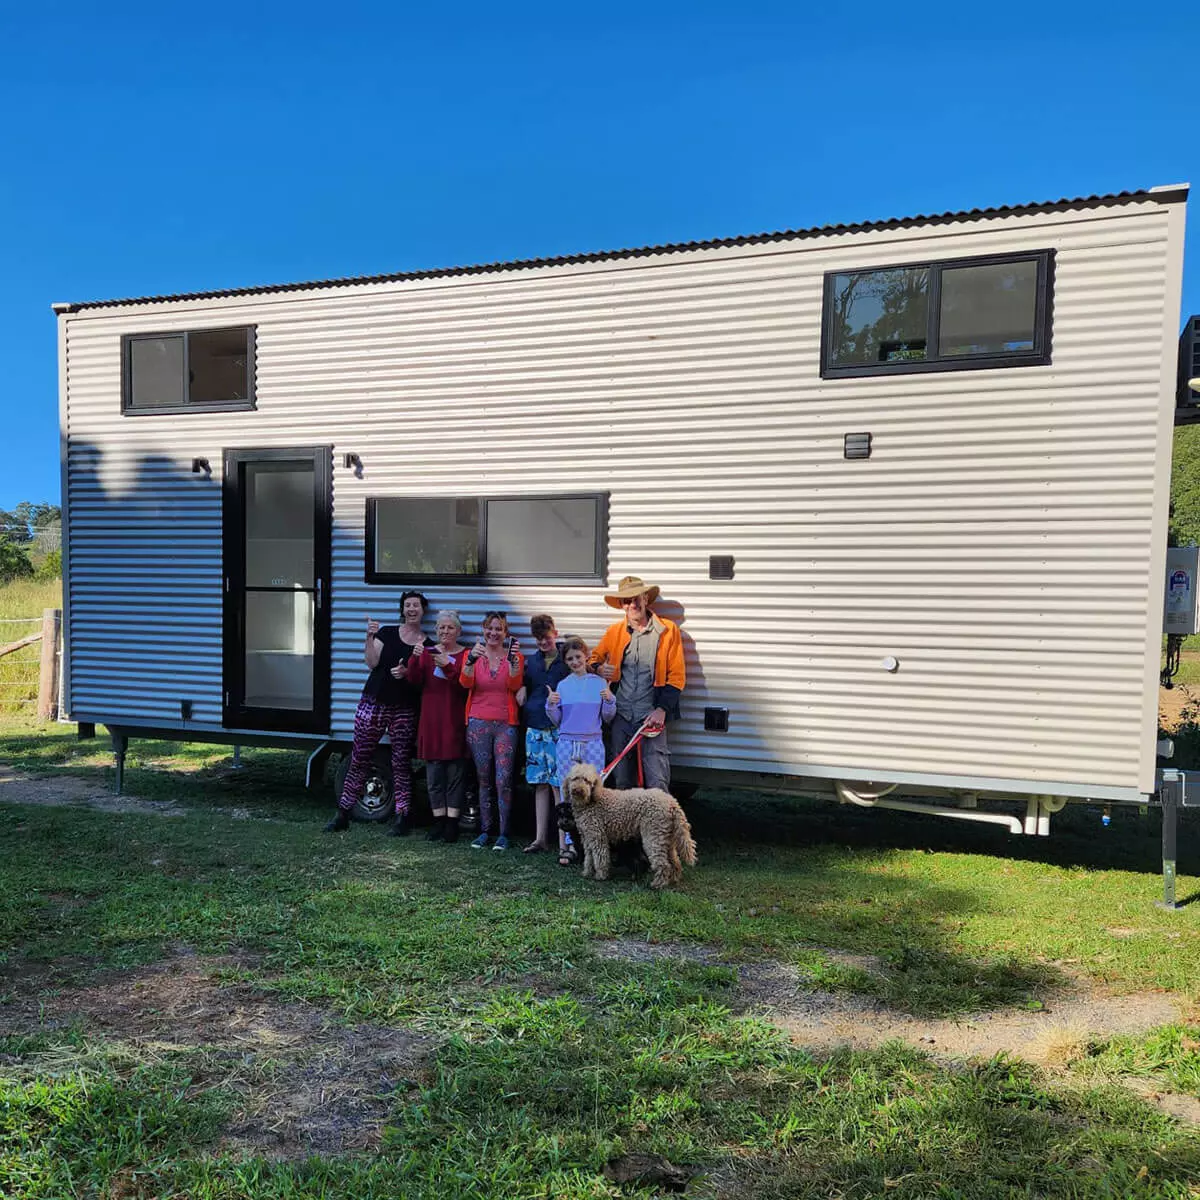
0, 577, 62, 714
1025, 1020, 1095, 1069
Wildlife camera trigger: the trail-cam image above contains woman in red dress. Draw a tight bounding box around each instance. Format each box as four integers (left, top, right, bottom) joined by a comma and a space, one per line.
406, 610, 470, 843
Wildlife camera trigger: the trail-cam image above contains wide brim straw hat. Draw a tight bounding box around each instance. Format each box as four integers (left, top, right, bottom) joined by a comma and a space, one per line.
604, 575, 661, 609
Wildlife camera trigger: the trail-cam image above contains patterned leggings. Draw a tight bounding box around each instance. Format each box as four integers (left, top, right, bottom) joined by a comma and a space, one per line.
466, 718, 517, 837
339, 698, 418, 814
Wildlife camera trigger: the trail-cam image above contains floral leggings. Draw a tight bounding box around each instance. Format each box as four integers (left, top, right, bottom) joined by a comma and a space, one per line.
339, 698, 418, 815
466, 718, 517, 837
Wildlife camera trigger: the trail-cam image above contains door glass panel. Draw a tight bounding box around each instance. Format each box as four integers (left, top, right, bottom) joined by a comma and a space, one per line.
245, 463, 314, 587
244, 590, 314, 710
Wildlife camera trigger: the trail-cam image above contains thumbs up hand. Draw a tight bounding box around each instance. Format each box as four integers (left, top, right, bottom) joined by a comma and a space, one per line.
366, 614, 380, 637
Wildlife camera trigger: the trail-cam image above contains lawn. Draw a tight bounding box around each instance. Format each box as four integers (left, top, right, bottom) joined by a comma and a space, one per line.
2, 714, 1200, 1198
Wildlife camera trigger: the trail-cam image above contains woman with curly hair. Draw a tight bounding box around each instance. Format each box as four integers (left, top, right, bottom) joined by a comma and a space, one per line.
325, 590, 432, 835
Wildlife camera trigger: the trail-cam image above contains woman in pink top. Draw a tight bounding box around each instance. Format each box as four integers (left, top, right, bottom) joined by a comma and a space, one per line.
460, 611, 524, 851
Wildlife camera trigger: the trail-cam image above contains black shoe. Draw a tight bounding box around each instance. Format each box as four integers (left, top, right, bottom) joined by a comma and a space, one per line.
442, 818, 460, 844
323, 809, 351, 833
425, 817, 446, 842
387, 813, 412, 838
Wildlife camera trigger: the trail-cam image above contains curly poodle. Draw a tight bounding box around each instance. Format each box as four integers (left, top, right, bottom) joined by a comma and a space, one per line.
562, 762, 697, 889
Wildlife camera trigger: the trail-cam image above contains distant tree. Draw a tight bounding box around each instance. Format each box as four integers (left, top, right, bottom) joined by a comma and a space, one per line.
0, 501, 60, 544
35, 548, 61, 580
0, 509, 30, 543
0, 537, 34, 583
1170, 426, 1200, 547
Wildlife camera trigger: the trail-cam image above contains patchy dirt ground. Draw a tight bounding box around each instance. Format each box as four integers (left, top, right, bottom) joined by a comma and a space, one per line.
0, 764, 262, 820
1159, 682, 1200, 732
0, 763, 191, 817
0, 949, 431, 1157
5, 768, 1199, 1146
595, 938, 1200, 1125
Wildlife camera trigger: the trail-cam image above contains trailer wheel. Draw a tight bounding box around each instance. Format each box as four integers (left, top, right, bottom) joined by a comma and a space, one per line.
333, 750, 394, 822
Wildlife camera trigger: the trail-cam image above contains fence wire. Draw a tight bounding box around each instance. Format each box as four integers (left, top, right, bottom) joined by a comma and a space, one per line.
0, 613, 54, 711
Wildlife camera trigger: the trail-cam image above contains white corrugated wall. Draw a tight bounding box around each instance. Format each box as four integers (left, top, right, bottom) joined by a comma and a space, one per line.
59, 193, 1185, 801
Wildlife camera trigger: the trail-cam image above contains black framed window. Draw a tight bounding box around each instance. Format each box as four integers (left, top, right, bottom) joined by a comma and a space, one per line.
821, 250, 1053, 378
366, 493, 608, 585
122, 326, 256, 414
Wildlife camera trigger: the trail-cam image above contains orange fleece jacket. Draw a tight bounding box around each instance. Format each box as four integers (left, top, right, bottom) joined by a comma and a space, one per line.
588, 615, 685, 718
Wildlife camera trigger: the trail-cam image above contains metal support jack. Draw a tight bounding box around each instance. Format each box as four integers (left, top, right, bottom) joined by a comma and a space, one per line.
111, 732, 128, 796
1157, 771, 1182, 911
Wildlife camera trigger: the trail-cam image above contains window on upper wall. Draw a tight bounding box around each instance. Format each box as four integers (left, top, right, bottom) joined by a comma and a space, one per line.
820, 251, 1053, 378
122, 326, 256, 414
366, 493, 608, 585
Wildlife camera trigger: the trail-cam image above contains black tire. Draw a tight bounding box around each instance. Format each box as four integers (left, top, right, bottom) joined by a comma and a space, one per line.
334, 749, 394, 822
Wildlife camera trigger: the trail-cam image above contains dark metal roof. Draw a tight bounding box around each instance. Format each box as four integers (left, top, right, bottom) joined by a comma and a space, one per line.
56, 185, 1187, 313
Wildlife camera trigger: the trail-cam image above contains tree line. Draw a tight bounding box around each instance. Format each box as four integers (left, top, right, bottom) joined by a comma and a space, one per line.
0, 501, 61, 584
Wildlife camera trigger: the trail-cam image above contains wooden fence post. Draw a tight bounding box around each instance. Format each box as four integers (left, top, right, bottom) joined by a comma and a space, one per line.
37, 607, 61, 721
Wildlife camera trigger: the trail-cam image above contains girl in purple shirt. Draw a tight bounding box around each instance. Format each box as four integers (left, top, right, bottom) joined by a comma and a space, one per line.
546, 636, 616, 784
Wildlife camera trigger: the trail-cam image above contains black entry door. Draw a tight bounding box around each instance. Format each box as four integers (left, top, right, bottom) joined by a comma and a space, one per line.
223, 447, 332, 733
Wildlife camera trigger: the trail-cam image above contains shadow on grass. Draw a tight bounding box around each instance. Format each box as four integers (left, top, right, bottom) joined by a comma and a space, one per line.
373, 976, 1200, 1200
685, 783, 1200, 877
1, 721, 1191, 1020
2, 794, 1071, 1022
4, 719, 1195, 873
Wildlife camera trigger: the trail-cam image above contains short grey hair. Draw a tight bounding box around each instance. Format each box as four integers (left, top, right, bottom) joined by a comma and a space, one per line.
434, 609, 462, 631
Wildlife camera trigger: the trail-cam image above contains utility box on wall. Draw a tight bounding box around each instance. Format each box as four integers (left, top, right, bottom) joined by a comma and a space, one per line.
1164, 546, 1200, 635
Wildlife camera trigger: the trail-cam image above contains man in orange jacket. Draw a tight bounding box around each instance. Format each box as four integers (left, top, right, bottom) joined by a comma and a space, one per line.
589, 575, 685, 792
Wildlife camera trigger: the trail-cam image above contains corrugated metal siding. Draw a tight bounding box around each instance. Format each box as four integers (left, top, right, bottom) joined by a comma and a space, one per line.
61, 196, 1183, 798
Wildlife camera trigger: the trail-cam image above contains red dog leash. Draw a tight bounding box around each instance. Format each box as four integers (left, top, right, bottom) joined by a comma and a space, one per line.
600, 714, 662, 786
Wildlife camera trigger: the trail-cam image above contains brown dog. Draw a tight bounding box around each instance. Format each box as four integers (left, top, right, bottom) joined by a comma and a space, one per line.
562, 762, 697, 889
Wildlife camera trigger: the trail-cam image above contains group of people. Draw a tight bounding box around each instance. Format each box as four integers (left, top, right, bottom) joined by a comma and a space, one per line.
323, 575, 686, 863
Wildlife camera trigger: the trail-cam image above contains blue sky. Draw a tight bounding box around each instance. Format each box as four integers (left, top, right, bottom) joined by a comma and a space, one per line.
1, 2, 1197, 510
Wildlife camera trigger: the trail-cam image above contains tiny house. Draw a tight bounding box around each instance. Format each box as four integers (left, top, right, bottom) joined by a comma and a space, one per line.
54, 184, 1189, 834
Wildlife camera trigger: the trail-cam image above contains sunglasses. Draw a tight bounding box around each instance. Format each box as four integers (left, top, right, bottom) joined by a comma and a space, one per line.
618, 596, 643, 605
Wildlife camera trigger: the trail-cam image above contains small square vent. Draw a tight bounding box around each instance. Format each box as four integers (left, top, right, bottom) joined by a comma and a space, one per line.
704, 707, 729, 732
844, 432, 872, 460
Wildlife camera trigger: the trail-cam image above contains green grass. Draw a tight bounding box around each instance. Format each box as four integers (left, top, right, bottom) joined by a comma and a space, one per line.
2, 717, 1200, 1196
0, 577, 61, 714
0, 577, 61, 622
1076, 1026, 1200, 1099
1165, 651, 1200, 689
